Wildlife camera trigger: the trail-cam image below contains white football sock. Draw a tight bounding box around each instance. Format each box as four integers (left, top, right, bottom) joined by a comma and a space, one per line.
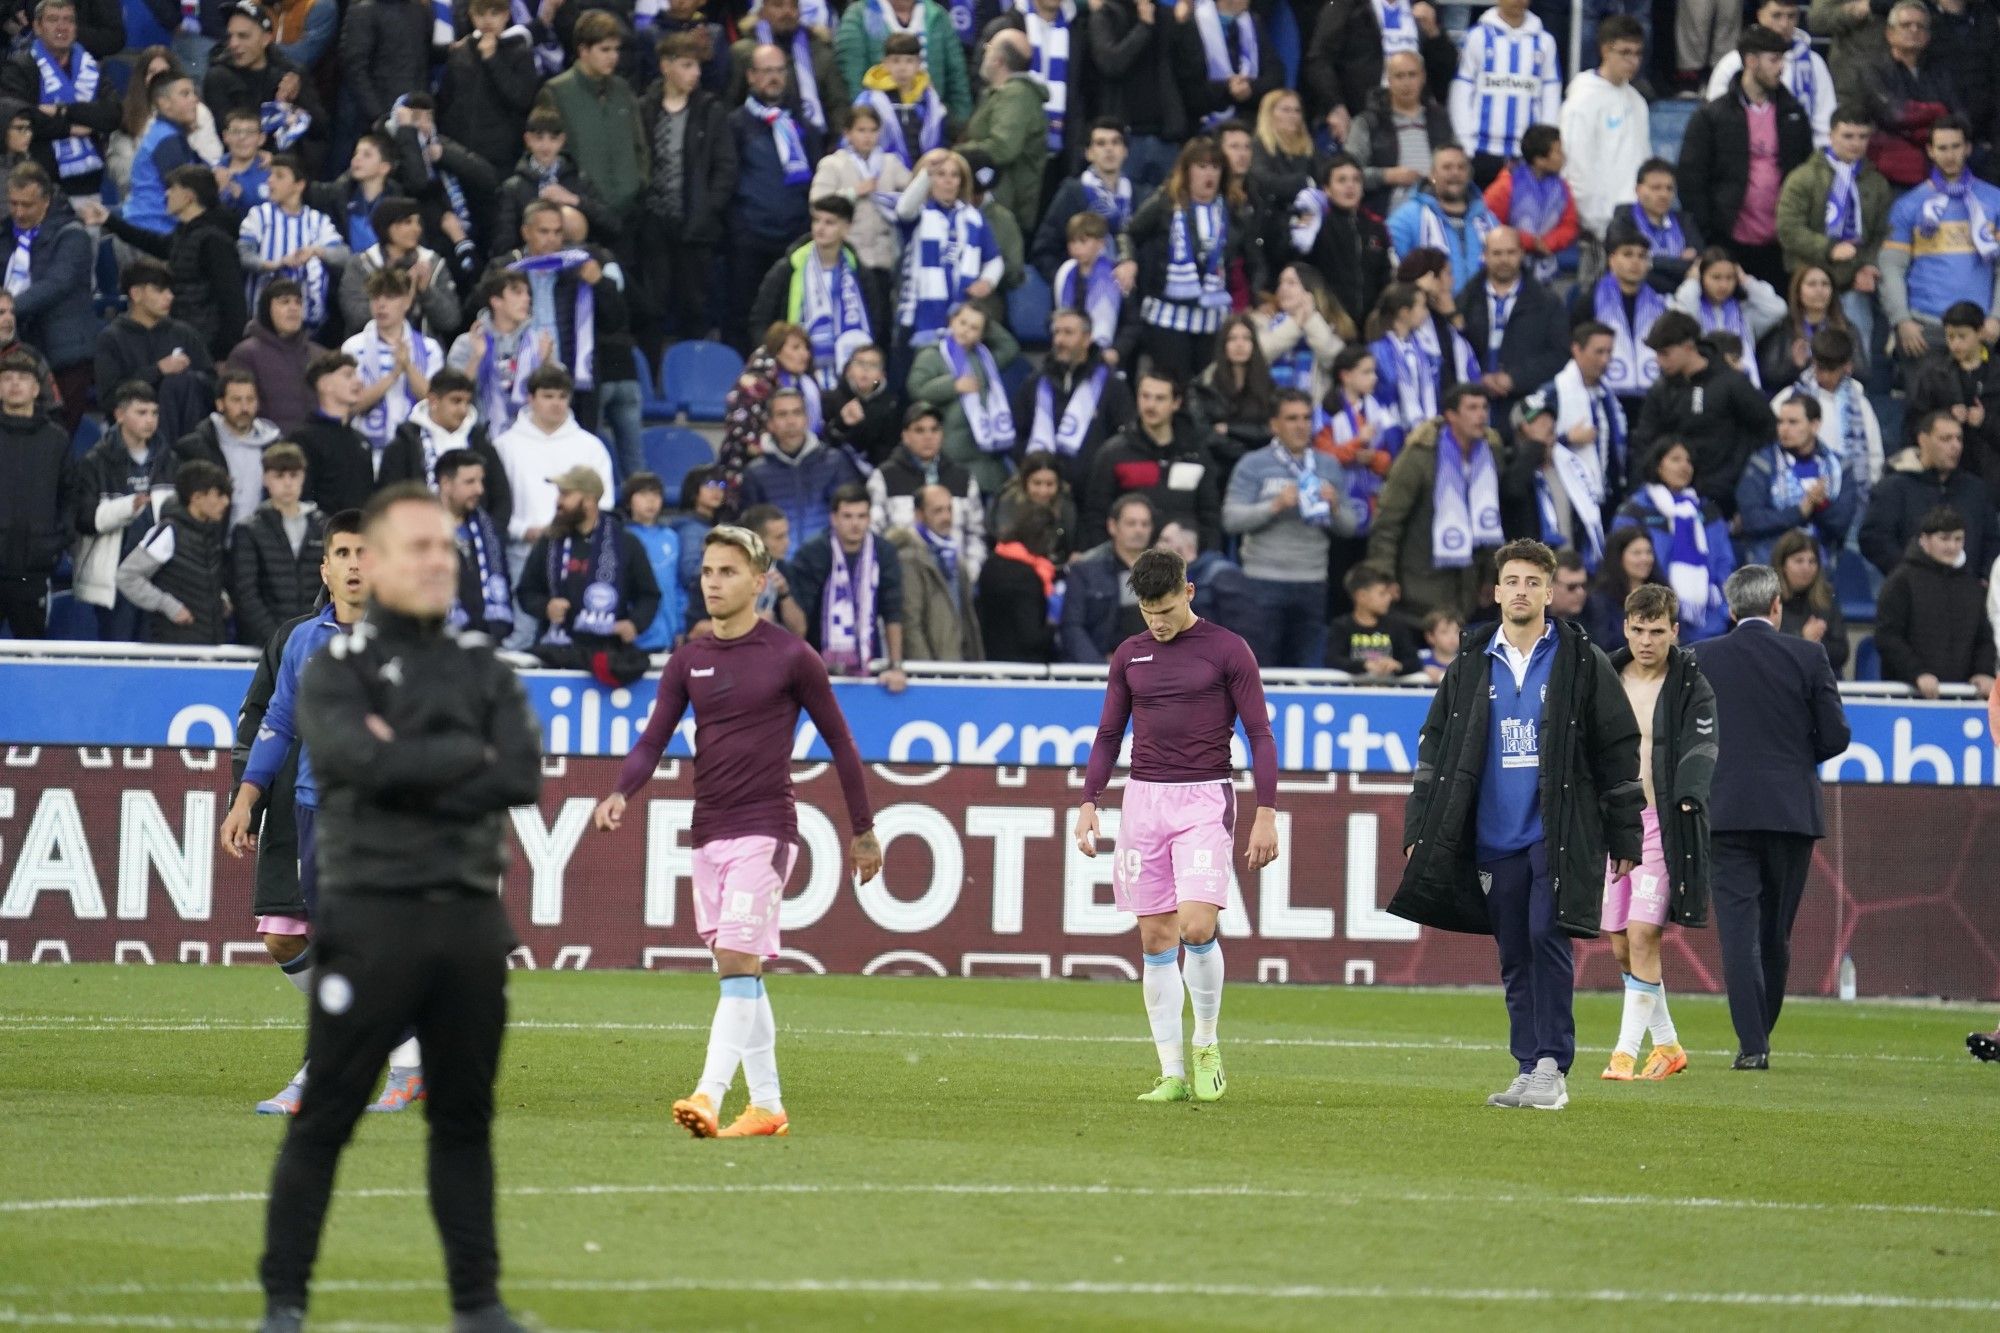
1142, 947, 1185, 1077
387, 1037, 421, 1072
1617, 973, 1659, 1058
698, 976, 759, 1105
1183, 937, 1223, 1047
278, 942, 314, 996
1649, 981, 1679, 1047
741, 981, 783, 1113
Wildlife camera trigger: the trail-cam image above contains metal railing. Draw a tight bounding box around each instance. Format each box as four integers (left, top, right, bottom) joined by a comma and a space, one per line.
0, 640, 1983, 700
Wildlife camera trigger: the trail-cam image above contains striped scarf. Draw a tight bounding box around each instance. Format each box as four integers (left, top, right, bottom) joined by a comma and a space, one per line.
1372, 330, 1437, 428
1646, 484, 1714, 632
901, 200, 990, 343
1632, 206, 1684, 257
1798, 368, 1868, 488
351, 322, 436, 450
5, 226, 33, 297
747, 94, 813, 186
757, 21, 825, 132
1593, 274, 1663, 396
864, 82, 948, 167
1823, 148, 1861, 243
1431, 427, 1501, 568
1080, 168, 1132, 231
242, 202, 337, 330
1029, 361, 1107, 456
821, 531, 878, 674
1697, 293, 1758, 389
1054, 254, 1120, 347
1161, 200, 1229, 307
942, 336, 1015, 453
1192, 1, 1257, 128
511, 249, 596, 389
451, 505, 512, 632
1017, 0, 1072, 151
474, 319, 544, 437
32, 40, 102, 180
542, 513, 626, 644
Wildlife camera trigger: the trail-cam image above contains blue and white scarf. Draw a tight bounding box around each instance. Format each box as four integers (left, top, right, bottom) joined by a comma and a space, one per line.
902, 200, 990, 342
1017, 0, 1072, 151
1768, 441, 1839, 515
1081, 167, 1132, 231
1918, 169, 2000, 262
821, 531, 878, 675
871, 0, 932, 54
1054, 254, 1120, 347
1372, 330, 1438, 428
746, 94, 813, 186
475, 320, 545, 437
260, 100, 311, 152
865, 82, 948, 166
1431, 426, 1502, 568
1631, 207, 1684, 261
510, 249, 596, 390
1822, 148, 1861, 243
1374, 0, 1418, 66
839, 143, 900, 218
1192, 1, 1257, 128
1645, 483, 1714, 632
242, 201, 338, 330
352, 322, 437, 450
1697, 292, 1759, 388
5, 226, 34, 297
1265, 310, 1316, 389
918, 518, 960, 589
1277, 442, 1331, 527
1329, 393, 1394, 533
392, 93, 471, 234
942, 335, 1015, 453
505, 1, 568, 75
757, 20, 825, 132
1029, 361, 1107, 457
1507, 163, 1567, 282
1544, 432, 1606, 569
1549, 359, 1625, 496
451, 505, 512, 632
1481, 283, 1515, 374
800, 247, 872, 389
542, 513, 626, 644
1162, 200, 1230, 308
1415, 195, 1494, 257
1593, 274, 1664, 396
32, 40, 102, 180
943, 0, 977, 41
1798, 368, 1867, 487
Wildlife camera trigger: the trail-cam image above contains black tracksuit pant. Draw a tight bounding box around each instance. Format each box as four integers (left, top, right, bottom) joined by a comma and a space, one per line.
260, 890, 516, 1313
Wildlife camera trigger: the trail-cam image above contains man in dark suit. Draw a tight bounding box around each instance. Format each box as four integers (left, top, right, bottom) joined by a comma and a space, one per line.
1691, 565, 1852, 1069
1458, 227, 1569, 434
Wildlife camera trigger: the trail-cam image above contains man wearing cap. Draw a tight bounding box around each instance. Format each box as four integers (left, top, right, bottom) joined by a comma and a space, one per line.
1631, 310, 1776, 514
517, 463, 661, 686
1677, 25, 1814, 289
867, 401, 986, 578
202, 2, 327, 174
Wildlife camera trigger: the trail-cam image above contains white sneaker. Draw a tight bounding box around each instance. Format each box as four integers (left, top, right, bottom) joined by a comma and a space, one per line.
1518, 1059, 1569, 1111
1487, 1072, 1532, 1108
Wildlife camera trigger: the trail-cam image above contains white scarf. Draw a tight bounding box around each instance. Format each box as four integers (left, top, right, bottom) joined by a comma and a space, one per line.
821, 531, 878, 674
1547, 440, 1606, 567
4, 226, 33, 297
1431, 426, 1502, 568
1017, 0, 1073, 151
1646, 483, 1714, 631
1822, 148, 1861, 243
1028, 361, 1107, 457
941, 336, 1015, 453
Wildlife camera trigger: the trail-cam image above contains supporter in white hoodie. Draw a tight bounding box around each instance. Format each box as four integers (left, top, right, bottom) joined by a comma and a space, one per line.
1559, 16, 1653, 240
493, 361, 616, 645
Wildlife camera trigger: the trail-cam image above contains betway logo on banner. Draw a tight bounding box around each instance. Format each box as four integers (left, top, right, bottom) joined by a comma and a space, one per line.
0, 661, 1997, 784
4, 750, 1999, 999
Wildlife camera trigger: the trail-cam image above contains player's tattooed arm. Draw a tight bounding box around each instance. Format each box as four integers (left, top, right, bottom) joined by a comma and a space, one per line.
851, 829, 883, 883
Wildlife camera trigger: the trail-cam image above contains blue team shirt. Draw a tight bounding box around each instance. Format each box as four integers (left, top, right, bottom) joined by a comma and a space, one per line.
241, 604, 345, 810
1884, 175, 2000, 321
1476, 622, 1557, 862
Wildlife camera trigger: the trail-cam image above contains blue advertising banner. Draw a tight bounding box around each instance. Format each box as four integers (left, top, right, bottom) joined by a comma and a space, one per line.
0, 660, 1992, 785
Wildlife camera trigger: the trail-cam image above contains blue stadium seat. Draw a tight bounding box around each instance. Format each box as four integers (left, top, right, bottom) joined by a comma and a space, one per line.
70, 414, 102, 459
1853, 635, 1881, 682
1000, 352, 1033, 400
634, 354, 675, 421
640, 426, 715, 499
1832, 550, 1879, 624
44, 590, 97, 641
1269, 0, 1302, 88
661, 340, 743, 422
1007, 269, 1054, 348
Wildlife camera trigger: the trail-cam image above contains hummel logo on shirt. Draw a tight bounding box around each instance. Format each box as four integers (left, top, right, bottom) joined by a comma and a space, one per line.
1131, 655, 1154, 663
690, 667, 716, 677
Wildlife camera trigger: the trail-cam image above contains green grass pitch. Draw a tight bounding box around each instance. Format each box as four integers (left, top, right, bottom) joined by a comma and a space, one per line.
2, 965, 1996, 1331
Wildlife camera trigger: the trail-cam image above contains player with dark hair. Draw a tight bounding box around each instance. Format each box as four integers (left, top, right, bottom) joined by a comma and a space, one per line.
1073, 545, 1279, 1105
592, 524, 881, 1139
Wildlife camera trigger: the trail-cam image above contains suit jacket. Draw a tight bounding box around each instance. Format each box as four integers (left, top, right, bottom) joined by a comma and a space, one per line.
1691, 618, 1850, 838
1456, 269, 1569, 409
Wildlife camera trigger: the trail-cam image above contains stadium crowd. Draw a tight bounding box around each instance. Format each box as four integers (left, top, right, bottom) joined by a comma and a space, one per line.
0, 0, 1998, 695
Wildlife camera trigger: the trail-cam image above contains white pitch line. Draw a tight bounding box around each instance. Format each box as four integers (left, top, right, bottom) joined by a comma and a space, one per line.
0, 1316, 431, 1333
7, 1278, 2000, 1316
2, 1179, 1994, 1225
0, 1013, 1960, 1065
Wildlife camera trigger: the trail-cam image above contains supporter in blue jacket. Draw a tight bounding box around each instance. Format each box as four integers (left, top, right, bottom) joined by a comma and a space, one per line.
738, 388, 864, 547
1058, 493, 1155, 663
623, 471, 685, 651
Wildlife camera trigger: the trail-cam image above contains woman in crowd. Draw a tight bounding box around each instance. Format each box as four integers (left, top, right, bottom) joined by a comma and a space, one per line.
991, 452, 1077, 566
908, 301, 1014, 496
977, 503, 1062, 663
822, 342, 903, 468
1612, 438, 1736, 642
1255, 262, 1353, 405
1673, 247, 1785, 391
811, 105, 911, 277
1583, 525, 1667, 653
895, 148, 1004, 370
1125, 135, 1260, 381
1249, 89, 1324, 254
719, 322, 820, 506
1772, 526, 1851, 674
1757, 263, 1861, 391
1189, 313, 1277, 480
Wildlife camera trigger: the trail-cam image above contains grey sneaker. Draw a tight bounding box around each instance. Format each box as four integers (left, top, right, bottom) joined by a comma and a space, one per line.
1518, 1060, 1569, 1111
257, 1308, 304, 1333
452, 1305, 527, 1333
1486, 1072, 1532, 1107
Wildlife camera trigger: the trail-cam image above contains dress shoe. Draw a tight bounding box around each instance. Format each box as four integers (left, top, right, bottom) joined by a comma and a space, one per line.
1731, 1052, 1769, 1071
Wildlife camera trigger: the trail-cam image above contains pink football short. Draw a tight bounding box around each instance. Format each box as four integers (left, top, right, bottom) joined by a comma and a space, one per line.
1111, 779, 1235, 919
1601, 807, 1670, 931
692, 835, 799, 958
255, 915, 310, 936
